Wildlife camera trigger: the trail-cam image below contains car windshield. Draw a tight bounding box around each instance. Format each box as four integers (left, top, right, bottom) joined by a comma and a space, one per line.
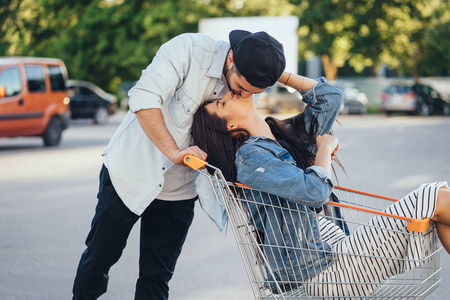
68, 81, 112, 99
385, 85, 413, 94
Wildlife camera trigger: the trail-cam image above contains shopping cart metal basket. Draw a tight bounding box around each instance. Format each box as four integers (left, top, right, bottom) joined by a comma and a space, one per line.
184, 155, 442, 300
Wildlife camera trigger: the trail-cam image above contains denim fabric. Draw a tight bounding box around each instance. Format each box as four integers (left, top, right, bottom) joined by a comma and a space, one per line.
234, 79, 343, 287
244, 195, 334, 292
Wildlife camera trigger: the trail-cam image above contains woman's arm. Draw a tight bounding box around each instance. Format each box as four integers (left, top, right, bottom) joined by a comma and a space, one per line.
236, 141, 333, 207
315, 134, 339, 177
279, 72, 343, 136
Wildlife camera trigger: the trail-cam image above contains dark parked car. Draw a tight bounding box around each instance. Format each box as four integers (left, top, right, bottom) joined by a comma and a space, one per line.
332, 81, 369, 115
380, 82, 449, 116
117, 81, 137, 110
256, 83, 305, 114
67, 80, 117, 124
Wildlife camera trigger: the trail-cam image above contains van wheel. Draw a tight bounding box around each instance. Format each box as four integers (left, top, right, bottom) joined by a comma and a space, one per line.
42, 117, 63, 146
94, 106, 108, 125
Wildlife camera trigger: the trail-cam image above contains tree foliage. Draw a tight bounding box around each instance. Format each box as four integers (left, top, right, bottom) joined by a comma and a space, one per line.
1, 0, 449, 92
294, 0, 450, 80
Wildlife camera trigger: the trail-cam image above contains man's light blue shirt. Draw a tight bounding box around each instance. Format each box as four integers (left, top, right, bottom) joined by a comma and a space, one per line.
103, 33, 231, 215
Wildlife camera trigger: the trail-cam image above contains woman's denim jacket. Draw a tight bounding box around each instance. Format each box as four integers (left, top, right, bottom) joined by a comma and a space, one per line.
235, 78, 343, 290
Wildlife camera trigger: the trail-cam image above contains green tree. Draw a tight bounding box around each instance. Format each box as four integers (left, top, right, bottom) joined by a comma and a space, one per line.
2, 0, 448, 90
2, 0, 212, 91
1, 0, 295, 92
375, 0, 450, 79
0, 0, 43, 56
35, 0, 206, 90
293, 0, 450, 80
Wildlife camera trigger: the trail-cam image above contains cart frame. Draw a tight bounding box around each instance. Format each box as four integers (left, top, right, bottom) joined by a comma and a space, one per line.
184, 155, 442, 300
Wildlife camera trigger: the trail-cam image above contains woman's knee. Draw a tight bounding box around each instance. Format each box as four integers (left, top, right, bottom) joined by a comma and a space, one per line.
432, 188, 450, 224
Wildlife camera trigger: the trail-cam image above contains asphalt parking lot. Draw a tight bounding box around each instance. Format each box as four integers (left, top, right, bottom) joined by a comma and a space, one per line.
0, 111, 449, 300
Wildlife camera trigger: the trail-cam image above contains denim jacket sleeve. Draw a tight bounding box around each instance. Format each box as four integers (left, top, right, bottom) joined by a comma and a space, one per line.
236, 140, 333, 207
300, 77, 343, 136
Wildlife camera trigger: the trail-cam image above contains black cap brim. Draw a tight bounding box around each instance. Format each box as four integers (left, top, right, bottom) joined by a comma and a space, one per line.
229, 30, 252, 50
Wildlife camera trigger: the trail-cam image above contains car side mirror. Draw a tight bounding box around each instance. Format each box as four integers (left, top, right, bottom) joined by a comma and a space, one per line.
0, 85, 5, 98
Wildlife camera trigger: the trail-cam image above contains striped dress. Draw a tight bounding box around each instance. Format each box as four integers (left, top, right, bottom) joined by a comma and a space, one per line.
302, 181, 447, 299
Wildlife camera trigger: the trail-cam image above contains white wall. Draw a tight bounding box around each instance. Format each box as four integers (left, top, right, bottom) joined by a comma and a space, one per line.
199, 16, 299, 74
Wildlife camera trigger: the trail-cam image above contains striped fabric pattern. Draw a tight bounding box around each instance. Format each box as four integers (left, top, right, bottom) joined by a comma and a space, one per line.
303, 181, 446, 299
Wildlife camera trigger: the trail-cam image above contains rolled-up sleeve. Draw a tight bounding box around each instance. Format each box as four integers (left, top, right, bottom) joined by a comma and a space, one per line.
128, 34, 193, 113
301, 77, 343, 136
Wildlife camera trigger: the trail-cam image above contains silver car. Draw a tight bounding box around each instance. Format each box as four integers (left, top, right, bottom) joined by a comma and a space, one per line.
332, 81, 369, 115
380, 82, 449, 116
256, 83, 305, 114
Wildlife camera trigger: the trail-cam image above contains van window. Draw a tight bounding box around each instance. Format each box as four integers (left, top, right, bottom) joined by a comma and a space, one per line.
0, 67, 22, 97
48, 65, 66, 91
79, 86, 95, 95
25, 65, 46, 92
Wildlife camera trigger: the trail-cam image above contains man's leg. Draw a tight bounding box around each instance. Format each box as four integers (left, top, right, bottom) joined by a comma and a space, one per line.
135, 198, 196, 300
73, 165, 140, 300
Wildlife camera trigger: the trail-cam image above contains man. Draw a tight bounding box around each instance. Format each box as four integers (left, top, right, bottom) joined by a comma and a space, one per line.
72, 29, 286, 300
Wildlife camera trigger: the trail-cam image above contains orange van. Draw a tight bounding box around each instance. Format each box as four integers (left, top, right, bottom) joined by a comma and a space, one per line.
0, 57, 70, 146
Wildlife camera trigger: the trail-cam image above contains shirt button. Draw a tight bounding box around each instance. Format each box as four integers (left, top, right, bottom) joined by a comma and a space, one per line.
177, 97, 180, 101
159, 184, 162, 187
187, 109, 190, 112
162, 167, 165, 170
214, 92, 217, 95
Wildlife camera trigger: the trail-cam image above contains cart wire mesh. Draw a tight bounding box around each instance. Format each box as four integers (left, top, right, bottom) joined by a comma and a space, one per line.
184, 156, 441, 300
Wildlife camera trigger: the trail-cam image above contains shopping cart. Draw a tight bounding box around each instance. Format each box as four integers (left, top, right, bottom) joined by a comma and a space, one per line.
184, 155, 442, 300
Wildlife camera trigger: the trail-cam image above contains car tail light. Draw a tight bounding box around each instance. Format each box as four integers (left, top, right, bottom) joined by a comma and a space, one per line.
404, 92, 417, 101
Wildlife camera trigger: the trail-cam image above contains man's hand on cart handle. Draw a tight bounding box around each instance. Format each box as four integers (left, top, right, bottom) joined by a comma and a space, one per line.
183, 154, 208, 170
173, 146, 207, 166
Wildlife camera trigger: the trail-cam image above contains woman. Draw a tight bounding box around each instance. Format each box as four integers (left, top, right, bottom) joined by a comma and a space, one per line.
192, 73, 450, 298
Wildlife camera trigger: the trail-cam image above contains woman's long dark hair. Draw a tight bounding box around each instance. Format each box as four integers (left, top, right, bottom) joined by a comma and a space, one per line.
192, 100, 250, 182
192, 100, 324, 182
265, 114, 318, 169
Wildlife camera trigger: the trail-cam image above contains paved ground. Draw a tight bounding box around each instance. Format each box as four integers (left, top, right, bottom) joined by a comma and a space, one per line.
0, 110, 449, 300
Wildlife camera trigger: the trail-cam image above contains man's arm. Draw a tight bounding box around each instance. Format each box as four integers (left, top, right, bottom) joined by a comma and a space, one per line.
135, 108, 207, 165
129, 34, 207, 165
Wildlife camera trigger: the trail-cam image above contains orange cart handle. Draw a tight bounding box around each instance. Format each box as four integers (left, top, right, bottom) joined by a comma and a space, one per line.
334, 186, 398, 202
235, 185, 430, 233
186, 156, 430, 233
327, 201, 430, 233
331, 143, 339, 159
183, 154, 208, 171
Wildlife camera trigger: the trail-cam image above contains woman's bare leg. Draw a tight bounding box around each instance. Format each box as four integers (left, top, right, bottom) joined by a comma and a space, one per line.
431, 185, 450, 254
436, 223, 450, 254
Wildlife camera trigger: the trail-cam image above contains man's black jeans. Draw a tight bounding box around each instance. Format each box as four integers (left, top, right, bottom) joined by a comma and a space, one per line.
73, 165, 196, 300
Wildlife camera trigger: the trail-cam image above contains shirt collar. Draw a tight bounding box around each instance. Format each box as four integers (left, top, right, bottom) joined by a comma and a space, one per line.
207, 42, 230, 79
247, 136, 278, 143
